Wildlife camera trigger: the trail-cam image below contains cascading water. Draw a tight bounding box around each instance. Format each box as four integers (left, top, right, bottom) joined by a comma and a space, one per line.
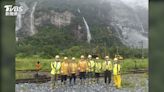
16, 14, 22, 32
30, 2, 37, 35
134, 13, 145, 33
109, 0, 148, 48
77, 8, 92, 43
77, 8, 81, 13
83, 17, 92, 43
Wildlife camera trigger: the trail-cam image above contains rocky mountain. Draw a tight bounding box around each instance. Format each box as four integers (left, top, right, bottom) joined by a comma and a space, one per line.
15, 0, 148, 57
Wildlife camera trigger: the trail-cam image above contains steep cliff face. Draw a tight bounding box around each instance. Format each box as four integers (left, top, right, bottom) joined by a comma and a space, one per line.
106, 0, 148, 48
35, 11, 74, 27
15, 0, 148, 48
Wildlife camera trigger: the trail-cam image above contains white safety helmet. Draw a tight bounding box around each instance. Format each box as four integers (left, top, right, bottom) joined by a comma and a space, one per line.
64, 57, 68, 60
55, 55, 60, 59
88, 55, 92, 58
96, 57, 99, 60
114, 58, 118, 61
81, 55, 85, 59
105, 56, 109, 59
72, 57, 75, 60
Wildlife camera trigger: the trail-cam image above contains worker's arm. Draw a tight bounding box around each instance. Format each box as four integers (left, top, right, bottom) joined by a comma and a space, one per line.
77, 62, 80, 71
51, 62, 54, 69
100, 62, 102, 72
60, 63, 63, 74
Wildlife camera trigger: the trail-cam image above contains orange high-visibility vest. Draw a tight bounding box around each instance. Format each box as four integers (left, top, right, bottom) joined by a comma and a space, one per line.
69, 62, 78, 74
36, 63, 41, 71
78, 60, 87, 72
61, 62, 69, 75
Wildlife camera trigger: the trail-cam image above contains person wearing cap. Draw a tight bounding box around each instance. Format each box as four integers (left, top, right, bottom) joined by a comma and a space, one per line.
113, 57, 122, 89
36, 61, 41, 71
94, 57, 102, 83
61, 57, 69, 85
35, 61, 41, 78
51, 55, 61, 87
102, 56, 113, 84
69, 57, 78, 85
78, 55, 88, 84
87, 55, 95, 84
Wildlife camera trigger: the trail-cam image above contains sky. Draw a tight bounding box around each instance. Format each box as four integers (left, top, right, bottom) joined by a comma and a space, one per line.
120, 0, 148, 9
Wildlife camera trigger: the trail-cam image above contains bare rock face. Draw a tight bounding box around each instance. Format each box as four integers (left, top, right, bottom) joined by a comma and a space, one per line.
16, 1, 75, 39
51, 11, 74, 27
16, 0, 148, 48
35, 11, 74, 27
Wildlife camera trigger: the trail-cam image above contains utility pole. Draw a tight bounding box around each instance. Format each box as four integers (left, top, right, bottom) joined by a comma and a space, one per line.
104, 42, 107, 57
116, 46, 119, 55
138, 40, 144, 65
139, 41, 144, 59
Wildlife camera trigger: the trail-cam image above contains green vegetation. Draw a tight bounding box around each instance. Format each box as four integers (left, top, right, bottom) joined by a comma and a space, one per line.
121, 58, 148, 73
16, 58, 53, 71
16, 58, 148, 72
16, 0, 148, 59
16, 25, 148, 58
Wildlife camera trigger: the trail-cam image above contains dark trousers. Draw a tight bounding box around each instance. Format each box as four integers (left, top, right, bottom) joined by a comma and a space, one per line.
104, 70, 111, 84
61, 75, 67, 84
79, 72, 86, 84
95, 73, 100, 83
87, 72, 94, 78
69, 73, 76, 84
79, 72, 86, 80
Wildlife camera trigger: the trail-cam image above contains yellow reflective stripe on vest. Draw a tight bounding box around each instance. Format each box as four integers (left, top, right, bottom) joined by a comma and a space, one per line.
113, 64, 120, 75
51, 62, 61, 75
56, 62, 61, 70
105, 61, 112, 70
88, 60, 95, 72
90, 60, 95, 68
95, 62, 102, 73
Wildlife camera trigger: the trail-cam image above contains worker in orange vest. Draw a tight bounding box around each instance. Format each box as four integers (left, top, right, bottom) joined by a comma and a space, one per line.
35, 61, 41, 78
36, 61, 41, 71
69, 57, 78, 85
61, 57, 69, 85
78, 55, 88, 85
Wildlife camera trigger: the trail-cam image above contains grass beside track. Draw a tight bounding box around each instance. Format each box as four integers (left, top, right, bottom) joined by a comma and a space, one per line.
16, 58, 148, 72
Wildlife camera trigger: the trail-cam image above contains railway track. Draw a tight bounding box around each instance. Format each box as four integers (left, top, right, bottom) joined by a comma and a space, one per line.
16, 69, 148, 84
16, 77, 51, 84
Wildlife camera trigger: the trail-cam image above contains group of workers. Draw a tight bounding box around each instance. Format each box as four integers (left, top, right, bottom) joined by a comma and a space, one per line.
46, 54, 122, 89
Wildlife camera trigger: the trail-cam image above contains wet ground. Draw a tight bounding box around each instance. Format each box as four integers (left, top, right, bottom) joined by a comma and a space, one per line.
16, 74, 148, 92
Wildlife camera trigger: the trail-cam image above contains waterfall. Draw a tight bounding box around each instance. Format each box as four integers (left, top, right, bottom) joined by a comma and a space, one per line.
134, 13, 145, 33
30, 2, 37, 35
16, 13, 22, 32
83, 17, 92, 43
77, 8, 92, 43
77, 8, 81, 13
